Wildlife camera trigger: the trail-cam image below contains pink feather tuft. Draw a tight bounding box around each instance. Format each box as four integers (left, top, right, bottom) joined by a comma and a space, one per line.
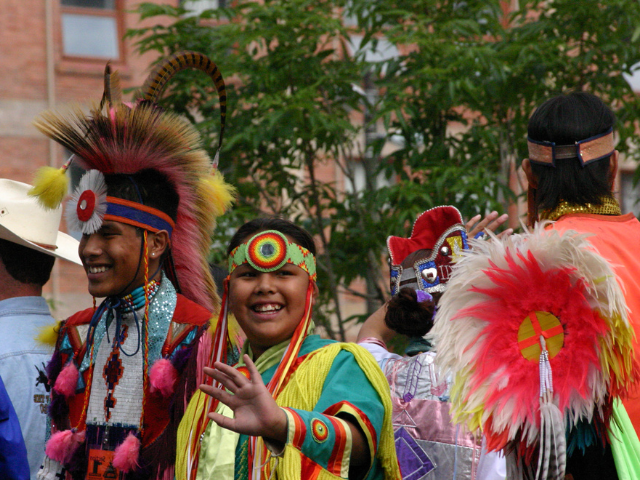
113, 432, 141, 472
45, 429, 85, 464
149, 358, 178, 397
53, 362, 79, 398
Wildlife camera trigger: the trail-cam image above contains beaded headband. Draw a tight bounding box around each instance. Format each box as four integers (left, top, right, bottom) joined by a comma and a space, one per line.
228, 230, 317, 281
527, 128, 614, 167
67, 169, 175, 236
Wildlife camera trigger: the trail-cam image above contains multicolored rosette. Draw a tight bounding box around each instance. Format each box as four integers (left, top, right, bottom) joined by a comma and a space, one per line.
66, 169, 108, 235
247, 231, 288, 271
229, 230, 317, 281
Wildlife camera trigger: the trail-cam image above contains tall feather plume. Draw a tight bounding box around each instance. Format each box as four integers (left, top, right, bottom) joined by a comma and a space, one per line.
139, 50, 226, 155
430, 223, 638, 474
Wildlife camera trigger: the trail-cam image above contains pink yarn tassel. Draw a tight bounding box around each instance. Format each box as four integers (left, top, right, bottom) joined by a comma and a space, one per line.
53, 362, 79, 398
45, 429, 85, 464
149, 358, 178, 397
113, 432, 141, 472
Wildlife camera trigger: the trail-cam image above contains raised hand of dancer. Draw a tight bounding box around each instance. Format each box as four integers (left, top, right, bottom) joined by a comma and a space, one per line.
466, 211, 513, 240
199, 354, 288, 446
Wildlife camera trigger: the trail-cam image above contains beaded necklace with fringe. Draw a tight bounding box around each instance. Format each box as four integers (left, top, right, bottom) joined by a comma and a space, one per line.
75, 232, 154, 441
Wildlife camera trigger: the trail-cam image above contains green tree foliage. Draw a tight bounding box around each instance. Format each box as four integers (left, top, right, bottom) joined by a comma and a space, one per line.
128, 0, 640, 339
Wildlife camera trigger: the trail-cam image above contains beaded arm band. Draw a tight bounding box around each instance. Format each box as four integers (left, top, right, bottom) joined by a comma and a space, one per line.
527, 128, 614, 167
228, 230, 317, 281
279, 407, 353, 479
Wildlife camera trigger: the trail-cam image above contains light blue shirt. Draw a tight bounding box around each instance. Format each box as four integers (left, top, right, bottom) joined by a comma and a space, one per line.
0, 297, 55, 480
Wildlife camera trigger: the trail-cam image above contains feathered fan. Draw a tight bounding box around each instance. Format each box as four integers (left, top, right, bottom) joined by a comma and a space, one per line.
430, 224, 637, 479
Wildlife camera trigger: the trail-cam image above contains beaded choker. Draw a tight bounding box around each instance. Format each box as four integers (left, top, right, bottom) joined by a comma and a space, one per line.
541, 196, 622, 222
120, 280, 160, 313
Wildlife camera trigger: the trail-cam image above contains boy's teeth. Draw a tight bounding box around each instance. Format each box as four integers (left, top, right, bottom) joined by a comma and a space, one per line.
89, 266, 109, 274
254, 304, 282, 313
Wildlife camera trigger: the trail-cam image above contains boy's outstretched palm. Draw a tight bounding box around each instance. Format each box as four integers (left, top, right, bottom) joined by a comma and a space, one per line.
200, 354, 288, 444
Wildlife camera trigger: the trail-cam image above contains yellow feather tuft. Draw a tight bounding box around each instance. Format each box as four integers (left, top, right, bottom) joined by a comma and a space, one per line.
199, 171, 236, 218
36, 321, 61, 346
28, 166, 69, 210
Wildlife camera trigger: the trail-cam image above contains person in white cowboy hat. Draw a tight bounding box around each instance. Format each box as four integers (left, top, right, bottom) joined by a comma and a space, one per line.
0, 178, 80, 479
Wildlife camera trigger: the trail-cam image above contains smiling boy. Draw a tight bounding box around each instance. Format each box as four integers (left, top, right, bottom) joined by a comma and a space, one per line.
33, 52, 234, 480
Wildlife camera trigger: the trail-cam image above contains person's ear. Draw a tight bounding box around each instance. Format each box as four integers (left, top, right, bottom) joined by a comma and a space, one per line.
522, 158, 537, 189
148, 230, 170, 259
610, 150, 619, 190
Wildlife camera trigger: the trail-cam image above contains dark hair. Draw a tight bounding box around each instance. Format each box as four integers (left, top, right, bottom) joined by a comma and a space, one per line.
227, 217, 317, 256
528, 92, 616, 211
384, 287, 435, 337
104, 169, 179, 222
0, 239, 55, 286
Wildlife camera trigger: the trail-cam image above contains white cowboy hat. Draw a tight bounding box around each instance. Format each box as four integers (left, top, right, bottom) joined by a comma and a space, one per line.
0, 179, 80, 264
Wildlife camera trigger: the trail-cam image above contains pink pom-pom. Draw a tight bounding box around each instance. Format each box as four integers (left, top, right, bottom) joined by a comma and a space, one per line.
45, 429, 85, 464
149, 358, 178, 397
53, 362, 79, 398
113, 432, 140, 472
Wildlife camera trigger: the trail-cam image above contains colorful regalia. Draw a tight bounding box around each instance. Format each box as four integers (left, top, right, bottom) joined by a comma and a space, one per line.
430, 223, 640, 479
360, 206, 505, 480
33, 51, 235, 480
176, 230, 401, 480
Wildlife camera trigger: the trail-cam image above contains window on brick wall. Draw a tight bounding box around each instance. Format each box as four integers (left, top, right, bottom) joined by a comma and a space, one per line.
181, 0, 226, 16
61, 0, 121, 60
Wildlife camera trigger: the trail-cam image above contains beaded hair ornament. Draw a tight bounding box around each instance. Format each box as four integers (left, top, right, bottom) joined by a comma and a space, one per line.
185, 229, 317, 479
388, 206, 468, 295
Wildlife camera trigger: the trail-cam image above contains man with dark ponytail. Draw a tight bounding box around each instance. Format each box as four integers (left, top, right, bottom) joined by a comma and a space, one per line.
522, 91, 640, 478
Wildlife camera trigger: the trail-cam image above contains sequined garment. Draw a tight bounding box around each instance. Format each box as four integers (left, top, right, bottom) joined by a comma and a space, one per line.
541, 196, 621, 222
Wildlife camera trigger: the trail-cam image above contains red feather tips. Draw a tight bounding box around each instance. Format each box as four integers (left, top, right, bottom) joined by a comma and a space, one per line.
53, 362, 79, 398
113, 433, 141, 472
149, 358, 178, 397
45, 429, 86, 464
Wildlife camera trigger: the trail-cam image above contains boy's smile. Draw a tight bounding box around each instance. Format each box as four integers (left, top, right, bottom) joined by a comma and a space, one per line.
229, 260, 315, 359
80, 220, 159, 298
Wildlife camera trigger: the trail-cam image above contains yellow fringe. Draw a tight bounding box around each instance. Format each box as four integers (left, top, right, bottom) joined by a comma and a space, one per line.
198, 171, 236, 219
28, 166, 69, 210
176, 343, 401, 479
36, 321, 61, 346
176, 388, 209, 480
273, 343, 401, 480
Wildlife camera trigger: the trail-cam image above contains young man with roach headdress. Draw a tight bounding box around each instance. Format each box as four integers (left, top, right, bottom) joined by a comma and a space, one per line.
33, 52, 235, 480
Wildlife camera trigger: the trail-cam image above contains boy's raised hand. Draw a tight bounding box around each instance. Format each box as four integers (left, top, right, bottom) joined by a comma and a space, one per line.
200, 354, 288, 445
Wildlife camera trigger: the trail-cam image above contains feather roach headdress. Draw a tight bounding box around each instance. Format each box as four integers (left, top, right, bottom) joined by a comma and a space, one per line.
430, 224, 637, 479
29, 51, 235, 311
